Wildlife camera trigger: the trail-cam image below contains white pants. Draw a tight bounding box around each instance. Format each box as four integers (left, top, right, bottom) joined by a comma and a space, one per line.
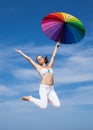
29, 84, 61, 109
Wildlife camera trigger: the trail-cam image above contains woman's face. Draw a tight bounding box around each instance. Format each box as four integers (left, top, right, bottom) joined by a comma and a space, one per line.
37, 56, 45, 65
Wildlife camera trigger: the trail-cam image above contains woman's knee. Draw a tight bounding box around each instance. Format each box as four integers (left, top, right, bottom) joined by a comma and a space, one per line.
54, 101, 61, 108
40, 103, 47, 109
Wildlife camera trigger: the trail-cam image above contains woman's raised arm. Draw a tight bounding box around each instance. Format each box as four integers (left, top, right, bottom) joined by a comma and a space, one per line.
48, 42, 61, 68
15, 49, 40, 69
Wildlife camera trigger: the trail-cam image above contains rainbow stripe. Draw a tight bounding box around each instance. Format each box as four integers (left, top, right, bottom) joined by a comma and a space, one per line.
41, 12, 85, 44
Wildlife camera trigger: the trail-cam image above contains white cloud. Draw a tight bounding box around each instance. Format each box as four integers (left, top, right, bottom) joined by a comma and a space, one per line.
54, 68, 93, 84
12, 45, 93, 84
0, 37, 93, 109
0, 42, 54, 71
0, 85, 93, 114
63, 85, 93, 106
54, 43, 93, 84
14, 82, 39, 93
12, 68, 39, 80
0, 85, 18, 96
0, 37, 93, 71
0, 100, 36, 114
68, 56, 93, 66
54, 52, 93, 84
14, 41, 54, 56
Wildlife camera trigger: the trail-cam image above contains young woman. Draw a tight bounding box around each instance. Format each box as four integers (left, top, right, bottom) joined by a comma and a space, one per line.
15, 42, 61, 109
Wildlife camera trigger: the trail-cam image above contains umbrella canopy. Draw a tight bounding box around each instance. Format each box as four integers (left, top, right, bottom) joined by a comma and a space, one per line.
41, 12, 85, 44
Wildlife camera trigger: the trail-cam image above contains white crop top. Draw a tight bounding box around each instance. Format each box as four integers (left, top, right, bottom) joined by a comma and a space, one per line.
39, 68, 53, 76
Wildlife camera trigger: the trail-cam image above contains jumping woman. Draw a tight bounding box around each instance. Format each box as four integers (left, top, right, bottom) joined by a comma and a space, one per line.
15, 42, 61, 109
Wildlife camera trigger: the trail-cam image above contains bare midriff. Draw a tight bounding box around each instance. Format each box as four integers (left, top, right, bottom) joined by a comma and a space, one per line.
41, 73, 54, 86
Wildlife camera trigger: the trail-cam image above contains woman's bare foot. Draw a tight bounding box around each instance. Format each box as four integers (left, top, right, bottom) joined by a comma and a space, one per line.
21, 96, 32, 101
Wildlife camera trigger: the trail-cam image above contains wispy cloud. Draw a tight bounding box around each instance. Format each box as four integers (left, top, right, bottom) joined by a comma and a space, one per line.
0, 85, 93, 114
54, 52, 93, 84
0, 100, 36, 114
12, 68, 39, 80
0, 35, 93, 109
0, 85, 18, 96
54, 68, 93, 84
63, 85, 93, 106
54, 39, 93, 83
10, 40, 93, 84
0, 42, 55, 71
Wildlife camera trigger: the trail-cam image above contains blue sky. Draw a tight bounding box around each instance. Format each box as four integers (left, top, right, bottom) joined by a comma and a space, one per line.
0, 0, 93, 130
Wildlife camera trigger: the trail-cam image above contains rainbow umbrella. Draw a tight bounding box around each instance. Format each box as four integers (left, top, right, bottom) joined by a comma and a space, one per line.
41, 12, 85, 44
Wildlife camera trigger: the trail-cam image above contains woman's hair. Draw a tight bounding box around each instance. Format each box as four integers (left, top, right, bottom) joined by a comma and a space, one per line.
36, 56, 49, 64
44, 56, 49, 64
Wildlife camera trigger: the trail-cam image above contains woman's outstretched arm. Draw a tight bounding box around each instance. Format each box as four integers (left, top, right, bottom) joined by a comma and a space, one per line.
48, 42, 61, 68
15, 49, 40, 69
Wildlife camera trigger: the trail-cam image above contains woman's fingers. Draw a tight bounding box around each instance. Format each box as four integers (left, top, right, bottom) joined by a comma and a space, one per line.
15, 49, 22, 53
57, 41, 61, 47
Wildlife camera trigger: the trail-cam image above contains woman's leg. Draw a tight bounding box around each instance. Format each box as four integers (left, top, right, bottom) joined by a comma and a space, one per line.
29, 84, 48, 109
48, 87, 61, 108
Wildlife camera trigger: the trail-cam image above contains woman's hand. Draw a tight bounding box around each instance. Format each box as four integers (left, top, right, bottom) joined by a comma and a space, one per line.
15, 49, 39, 69
56, 41, 61, 48
15, 49, 23, 54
